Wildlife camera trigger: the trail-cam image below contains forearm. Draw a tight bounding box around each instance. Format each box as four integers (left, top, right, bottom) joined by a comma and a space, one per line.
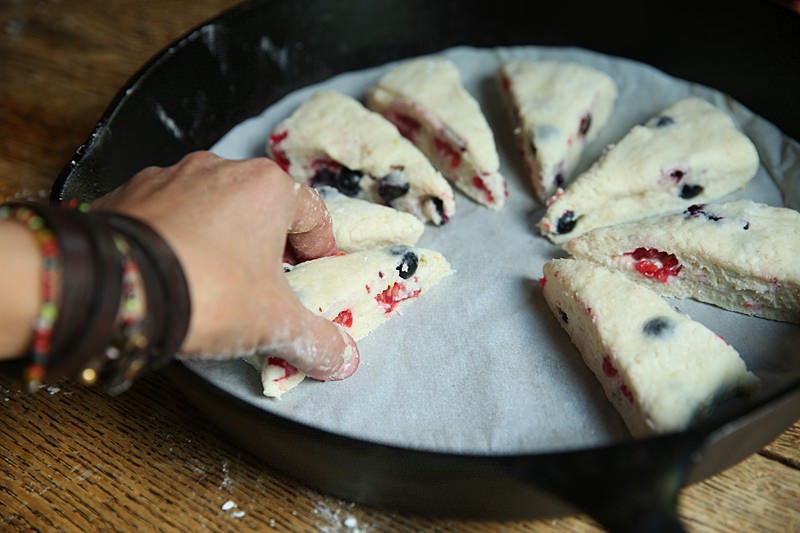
0, 220, 41, 360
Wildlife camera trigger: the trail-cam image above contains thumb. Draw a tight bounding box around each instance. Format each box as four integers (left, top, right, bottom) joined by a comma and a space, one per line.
265, 282, 360, 381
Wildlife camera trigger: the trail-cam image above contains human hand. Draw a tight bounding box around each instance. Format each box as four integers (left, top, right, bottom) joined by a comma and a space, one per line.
93, 151, 359, 381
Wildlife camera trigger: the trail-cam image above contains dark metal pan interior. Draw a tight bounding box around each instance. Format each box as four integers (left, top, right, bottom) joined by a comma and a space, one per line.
51, 0, 800, 529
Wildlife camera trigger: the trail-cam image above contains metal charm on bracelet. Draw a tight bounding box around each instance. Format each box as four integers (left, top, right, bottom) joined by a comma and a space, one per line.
80, 234, 151, 394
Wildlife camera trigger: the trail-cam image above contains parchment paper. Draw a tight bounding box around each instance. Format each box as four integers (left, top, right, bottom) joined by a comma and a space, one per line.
185, 46, 800, 454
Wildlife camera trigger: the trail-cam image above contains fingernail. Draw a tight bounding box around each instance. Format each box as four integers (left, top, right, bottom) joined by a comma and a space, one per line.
326, 326, 360, 381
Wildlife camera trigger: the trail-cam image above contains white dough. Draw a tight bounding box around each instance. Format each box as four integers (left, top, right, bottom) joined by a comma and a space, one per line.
316, 186, 424, 253
267, 90, 455, 225
498, 60, 618, 202
541, 258, 759, 436
538, 97, 759, 243
564, 200, 800, 323
258, 246, 452, 398
367, 56, 507, 209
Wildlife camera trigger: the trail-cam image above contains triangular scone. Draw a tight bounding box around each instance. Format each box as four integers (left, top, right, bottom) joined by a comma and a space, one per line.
541, 258, 758, 437
538, 97, 759, 243
317, 186, 424, 253
257, 246, 452, 398
367, 56, 507, 210
498, 61, 617, 202
564, 200, 800, 323
268, 91, 455, 226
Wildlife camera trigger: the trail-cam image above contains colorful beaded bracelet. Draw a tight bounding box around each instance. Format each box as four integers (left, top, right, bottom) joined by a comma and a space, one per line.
102, 213, 191, 374
88, 233, 152, 394
0, 204, 61, 389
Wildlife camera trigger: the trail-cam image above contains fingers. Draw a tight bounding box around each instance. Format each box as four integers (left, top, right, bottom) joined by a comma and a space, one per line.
281, 184, 354, 378
287, 184, 337, 261
266, 290, 360, 381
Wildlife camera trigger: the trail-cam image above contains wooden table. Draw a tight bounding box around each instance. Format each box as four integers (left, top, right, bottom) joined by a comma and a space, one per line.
1, 1, 798, 531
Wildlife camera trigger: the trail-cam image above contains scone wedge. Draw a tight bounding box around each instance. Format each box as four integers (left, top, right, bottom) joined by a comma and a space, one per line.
498, 60, 617, 202
538, 97, 759, 243
541, 258, 758, 436
268, 91, 455, 225
317, 186, 424, 253
564, 200, 800, 323
257, 246, 452, 398
367, 56, 508, 209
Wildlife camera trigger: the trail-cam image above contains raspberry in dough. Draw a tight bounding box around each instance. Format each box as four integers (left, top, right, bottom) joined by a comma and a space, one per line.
541, 258, 758, 436
268, 90, 455, 226
538, 97, 759, 243
564, 200, 800, 323
367, 56, 508, 209
498, 60, 617, 203
317, 186, 424, 253
256, 246, 452, 398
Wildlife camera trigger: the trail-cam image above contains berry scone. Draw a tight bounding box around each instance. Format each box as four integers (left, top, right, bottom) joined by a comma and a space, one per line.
256, 245, 452, 398
317, 186, 425, 253
366, 56, 508, 209
268, 90, 455, 225
564, 200, 800, 323
498, 60, 617, 202
541, 259, 759, 436
537, 97, 759, 244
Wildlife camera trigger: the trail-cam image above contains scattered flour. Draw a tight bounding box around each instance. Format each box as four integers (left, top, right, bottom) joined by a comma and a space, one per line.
220, 460, 232, 490
220, 499, 246, 519
221, 500, 236, 511
310, 492, 369, 533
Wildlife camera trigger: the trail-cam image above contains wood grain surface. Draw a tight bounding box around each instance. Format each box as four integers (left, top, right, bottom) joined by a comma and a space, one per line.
1, 1, 798, 531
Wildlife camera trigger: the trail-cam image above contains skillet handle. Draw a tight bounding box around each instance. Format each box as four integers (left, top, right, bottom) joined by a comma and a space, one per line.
577, 455, 689, 533
514, 432, 703, 532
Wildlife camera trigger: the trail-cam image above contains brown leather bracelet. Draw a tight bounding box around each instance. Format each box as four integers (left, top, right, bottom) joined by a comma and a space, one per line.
99, 213, 191, 371
93, 220, 166, 393
49, 209, 124, 380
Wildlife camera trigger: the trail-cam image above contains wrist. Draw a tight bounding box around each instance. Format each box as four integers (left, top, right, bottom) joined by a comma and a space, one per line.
0, 221, 41, 359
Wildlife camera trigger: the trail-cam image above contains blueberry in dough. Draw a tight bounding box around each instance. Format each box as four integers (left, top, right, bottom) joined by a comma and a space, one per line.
378, 171, 410, 203
679, 184, 704, 199
556, 210, 579, 234
395, 251, 419, 279
643, 316, 674, 338
652, 115, 675, 128
311, 166, 363, 197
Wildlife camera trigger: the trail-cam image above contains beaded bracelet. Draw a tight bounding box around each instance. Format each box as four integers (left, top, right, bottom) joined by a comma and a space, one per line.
102, 213, 191, 372
78, 233, 149, 393
52, 203, 125, 380
95, 233, 154, 393
0, 204, 60, 389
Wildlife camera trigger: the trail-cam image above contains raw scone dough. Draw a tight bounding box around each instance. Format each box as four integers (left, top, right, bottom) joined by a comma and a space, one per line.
538, 97, 759, 243
498, 60, 618, 202
268, 90, 455, 225
257, 246, 452, 398
367, 56, 508, 209
564, 200, 800, 323
317, 186, 424, 253
541, 258, 759, 436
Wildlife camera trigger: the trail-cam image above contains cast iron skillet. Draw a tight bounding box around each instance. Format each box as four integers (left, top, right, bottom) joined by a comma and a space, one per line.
51, 1, 800, 530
